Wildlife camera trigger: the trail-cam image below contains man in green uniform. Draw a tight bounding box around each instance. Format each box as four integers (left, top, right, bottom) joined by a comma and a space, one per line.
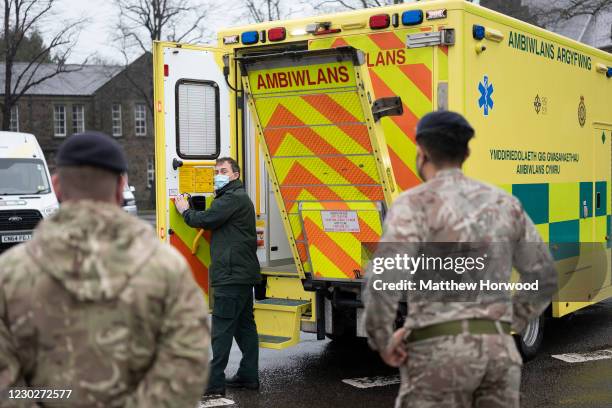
175, 157, 261, 396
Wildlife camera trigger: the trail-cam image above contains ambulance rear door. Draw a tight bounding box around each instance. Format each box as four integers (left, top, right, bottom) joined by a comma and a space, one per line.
153, 42, 230, 302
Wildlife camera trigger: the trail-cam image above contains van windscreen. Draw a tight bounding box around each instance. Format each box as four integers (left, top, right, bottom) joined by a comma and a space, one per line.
0, 159, 51, 195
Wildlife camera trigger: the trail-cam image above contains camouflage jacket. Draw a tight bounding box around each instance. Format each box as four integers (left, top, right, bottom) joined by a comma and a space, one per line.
0, 201, 209, 407
363, 168, 556, 351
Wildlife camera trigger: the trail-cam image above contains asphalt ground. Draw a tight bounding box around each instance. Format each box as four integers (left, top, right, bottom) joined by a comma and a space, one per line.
201, 298, 612, 408
138, 214, 612, 408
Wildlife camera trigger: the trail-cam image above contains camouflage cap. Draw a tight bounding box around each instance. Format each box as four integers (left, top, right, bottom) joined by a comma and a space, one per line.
56, 131, 128, 173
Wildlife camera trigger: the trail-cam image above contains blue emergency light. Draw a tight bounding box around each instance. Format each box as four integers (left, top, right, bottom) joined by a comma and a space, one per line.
608, 67, 612, 78
241, 31, 259, 45
402, 10, 423, 26
473, 24, 485, 40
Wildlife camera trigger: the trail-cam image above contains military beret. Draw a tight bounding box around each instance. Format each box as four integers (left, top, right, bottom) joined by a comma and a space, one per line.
56, 131, 128, 174
416, 111, 474, 142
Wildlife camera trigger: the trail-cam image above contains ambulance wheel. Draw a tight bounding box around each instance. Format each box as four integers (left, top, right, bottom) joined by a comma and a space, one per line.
514, 314, 545, 361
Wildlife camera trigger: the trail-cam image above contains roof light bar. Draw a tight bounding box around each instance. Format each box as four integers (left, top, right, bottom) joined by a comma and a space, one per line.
473, 25, 485, 40
268, 27, 286, 42
223, 35, 239, 45
402, 10, 423, 26
426, 9, 447, 20
241, 31, 259, 45
370, 14, 390, 29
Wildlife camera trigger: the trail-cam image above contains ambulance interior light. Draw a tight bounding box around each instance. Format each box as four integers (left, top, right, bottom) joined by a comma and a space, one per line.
369, 14, 390, 29
402, 10, 423, 26
241, 31, 259, 45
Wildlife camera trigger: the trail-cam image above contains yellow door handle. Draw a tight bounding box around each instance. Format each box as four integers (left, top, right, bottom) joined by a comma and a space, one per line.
191, 229, 205, 255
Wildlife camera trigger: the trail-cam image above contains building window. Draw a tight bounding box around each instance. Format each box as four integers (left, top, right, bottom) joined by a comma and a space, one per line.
147, 157, 155, 189
112, 104, 122, 137
72, 104, 85, 134
9, 105, 19, 132
54, 105, 66, 137
176, 80, 219, 159
134, 103, 146, 136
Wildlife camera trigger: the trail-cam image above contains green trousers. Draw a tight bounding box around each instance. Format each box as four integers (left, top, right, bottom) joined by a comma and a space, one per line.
208, 285, 259, 391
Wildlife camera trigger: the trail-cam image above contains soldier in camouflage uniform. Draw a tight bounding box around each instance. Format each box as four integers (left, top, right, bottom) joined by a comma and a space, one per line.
363, 111, 557, 408
0, 132, 210, 407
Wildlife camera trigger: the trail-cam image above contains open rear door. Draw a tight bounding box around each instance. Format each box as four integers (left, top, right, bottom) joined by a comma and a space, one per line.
239, 47, 398, 282
153, 42, 230, 304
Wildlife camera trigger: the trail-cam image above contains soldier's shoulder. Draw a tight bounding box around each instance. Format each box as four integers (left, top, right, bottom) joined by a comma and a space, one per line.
136, 233, 191, 278
394, 182, 430, 205
0, 244, 38, 287
469, 178, 522, 208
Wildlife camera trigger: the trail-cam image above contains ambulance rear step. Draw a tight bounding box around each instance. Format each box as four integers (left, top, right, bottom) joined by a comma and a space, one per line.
255, 298, 311, 349
255, 274, 315, 349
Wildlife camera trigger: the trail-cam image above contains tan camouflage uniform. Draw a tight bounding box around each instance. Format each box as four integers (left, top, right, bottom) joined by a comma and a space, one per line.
0, 201, 210, 408
364, 168, 556, 408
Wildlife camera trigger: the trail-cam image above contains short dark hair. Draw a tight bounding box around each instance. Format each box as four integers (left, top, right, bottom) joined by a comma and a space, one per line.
216, 157, 240, 174
415, 111, 475, 164
57, 166, 123, 201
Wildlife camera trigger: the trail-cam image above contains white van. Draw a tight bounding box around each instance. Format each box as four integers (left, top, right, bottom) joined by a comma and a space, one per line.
0, 132, 58, 252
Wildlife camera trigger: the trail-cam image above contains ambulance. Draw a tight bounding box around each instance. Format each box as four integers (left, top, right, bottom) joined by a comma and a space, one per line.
153, 0, 612, 358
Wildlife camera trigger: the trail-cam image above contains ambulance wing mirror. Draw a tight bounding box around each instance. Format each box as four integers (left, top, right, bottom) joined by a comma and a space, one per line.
372, 96, 403, 122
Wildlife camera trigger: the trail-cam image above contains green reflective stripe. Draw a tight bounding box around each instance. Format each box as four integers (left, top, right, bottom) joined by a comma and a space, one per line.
595, 181, 607, 217
513, 183, 549, 224
579, 182, 594, 218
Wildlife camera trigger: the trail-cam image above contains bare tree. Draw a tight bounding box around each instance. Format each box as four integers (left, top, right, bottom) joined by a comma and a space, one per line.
1, 0, 84, 130
530, 0, 612, 27
310, 0, 403, 12
244, 0, 284, 22
480, 0, 538, 25
113, 0, 211, 114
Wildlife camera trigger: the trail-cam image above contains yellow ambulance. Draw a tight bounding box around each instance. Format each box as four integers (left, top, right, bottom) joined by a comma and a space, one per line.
153, 0, 612, 358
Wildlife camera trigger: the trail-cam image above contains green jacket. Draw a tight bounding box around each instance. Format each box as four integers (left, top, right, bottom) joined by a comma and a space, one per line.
183, 179, 261, 287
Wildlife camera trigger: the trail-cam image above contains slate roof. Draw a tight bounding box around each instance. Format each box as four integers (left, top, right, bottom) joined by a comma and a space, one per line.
0, 63, 122, 96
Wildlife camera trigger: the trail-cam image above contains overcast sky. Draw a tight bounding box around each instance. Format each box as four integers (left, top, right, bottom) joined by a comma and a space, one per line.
47, 0, 243, 64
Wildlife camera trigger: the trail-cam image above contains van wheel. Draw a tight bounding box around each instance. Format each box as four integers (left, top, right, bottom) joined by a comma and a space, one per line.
514, 314, 545, 361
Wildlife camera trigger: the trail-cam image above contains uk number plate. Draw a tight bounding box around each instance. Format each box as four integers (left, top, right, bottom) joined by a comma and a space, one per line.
1, 234, 32, 243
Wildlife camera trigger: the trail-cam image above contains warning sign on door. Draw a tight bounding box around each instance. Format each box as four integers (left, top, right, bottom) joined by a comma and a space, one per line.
321, 211, 360, 233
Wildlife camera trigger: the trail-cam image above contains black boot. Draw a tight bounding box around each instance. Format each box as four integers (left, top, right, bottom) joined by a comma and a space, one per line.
203, 387, 226, 397
226, 375, 260, 390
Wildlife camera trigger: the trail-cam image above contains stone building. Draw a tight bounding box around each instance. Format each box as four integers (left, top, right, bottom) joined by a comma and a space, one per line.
0, 53, 155, 209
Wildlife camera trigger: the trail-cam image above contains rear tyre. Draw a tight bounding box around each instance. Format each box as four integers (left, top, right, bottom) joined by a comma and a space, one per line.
514, 313, 545, 361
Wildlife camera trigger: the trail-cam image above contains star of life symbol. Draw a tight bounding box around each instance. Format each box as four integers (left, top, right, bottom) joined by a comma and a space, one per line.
478, 75, 494, 116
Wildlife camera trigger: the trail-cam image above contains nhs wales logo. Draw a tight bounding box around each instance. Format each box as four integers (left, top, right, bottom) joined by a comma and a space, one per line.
478, 75, 494, 116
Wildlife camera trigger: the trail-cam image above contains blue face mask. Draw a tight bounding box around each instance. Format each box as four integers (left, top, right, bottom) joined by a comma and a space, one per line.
214, 174, 231, 191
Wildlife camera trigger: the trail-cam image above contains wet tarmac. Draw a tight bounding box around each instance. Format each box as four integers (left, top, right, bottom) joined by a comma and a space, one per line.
204, 298, 612, 408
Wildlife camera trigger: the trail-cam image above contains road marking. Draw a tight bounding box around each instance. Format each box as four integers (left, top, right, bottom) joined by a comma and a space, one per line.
198, 397, 235, 407
552, 349, 612, 363
342, 375, 400, 389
